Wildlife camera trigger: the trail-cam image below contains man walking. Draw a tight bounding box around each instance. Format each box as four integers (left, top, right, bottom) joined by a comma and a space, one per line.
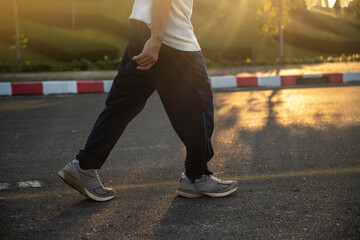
58, 0, 238, 201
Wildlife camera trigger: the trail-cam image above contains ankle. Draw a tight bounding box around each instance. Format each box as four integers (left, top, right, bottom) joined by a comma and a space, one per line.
78, 161, 92, 170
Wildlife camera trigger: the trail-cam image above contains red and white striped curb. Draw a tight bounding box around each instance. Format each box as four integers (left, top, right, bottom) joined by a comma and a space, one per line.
0, 80, 113, 96
210, 72, 360, 89
0, 72, 359, 96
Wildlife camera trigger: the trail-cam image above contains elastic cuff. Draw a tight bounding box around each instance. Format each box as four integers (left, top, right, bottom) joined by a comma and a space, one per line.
185, 169, 213, 182
185, 173, 199, 182
204, 169, 213, 176
76, 150, 103, 169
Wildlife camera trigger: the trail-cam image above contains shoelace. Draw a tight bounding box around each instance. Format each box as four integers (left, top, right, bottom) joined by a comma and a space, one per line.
93, 170, 105, 188
93, 170, 100, 180
208, 175, 223, 183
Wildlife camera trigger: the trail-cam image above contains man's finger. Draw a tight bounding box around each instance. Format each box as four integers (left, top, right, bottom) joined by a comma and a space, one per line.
133, 54, 154, 65
132, 53, 147, 62
137, 62, 155, 70
134, 57, 152, 65
138, 58, 156, 66
137, 63, 153, 70
134, 51, 158, 60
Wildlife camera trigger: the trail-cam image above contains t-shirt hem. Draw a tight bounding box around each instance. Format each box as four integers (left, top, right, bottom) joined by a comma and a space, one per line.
162, 40, 201, 52
129, 18, 201, 52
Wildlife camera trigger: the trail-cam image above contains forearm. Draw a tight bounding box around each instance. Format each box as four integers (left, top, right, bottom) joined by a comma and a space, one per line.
132, 0, 173, 70
150, 0, 173, 43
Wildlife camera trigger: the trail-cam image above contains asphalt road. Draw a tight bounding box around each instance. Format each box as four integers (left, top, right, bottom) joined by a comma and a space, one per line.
0, 85, 359, 239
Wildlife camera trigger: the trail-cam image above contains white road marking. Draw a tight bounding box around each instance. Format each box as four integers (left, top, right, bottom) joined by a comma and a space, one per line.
0, 183, 11, 190
17, 181, 42, 188
1, 180, 45, 191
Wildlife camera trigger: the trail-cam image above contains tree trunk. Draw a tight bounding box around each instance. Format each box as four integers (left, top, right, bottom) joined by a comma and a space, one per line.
334, 0, 342, 15
72, 0, 76, 29
12, 0, 21, 67
277, 0, 284, 75
322, 0, 329, 8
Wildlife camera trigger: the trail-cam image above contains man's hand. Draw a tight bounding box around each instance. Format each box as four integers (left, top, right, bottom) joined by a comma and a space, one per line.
132, 0, 173, 70
132, 37, 162, 70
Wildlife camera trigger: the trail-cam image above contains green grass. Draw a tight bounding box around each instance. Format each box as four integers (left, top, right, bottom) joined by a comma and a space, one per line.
0, 0, 359, 67
0, 13, 128, 62
254, 39, 327, 61
0, 42, 63, 64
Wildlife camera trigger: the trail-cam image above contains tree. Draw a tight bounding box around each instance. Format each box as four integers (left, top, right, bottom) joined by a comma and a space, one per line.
305, 0, 354, 9
256, 0, 304, 73
12, 0, 21, 66
72, 0, 76, 29
346, 0, 360, 17
322, 0, 329, 7
257, 0, 354, 72
305, 0, 355, 16
333, 0, 342, 15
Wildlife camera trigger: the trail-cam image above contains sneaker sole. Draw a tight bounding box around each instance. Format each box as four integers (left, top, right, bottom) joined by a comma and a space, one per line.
58, 170, 115, 202
175, 189, 205, 198
176, 186, 238, 198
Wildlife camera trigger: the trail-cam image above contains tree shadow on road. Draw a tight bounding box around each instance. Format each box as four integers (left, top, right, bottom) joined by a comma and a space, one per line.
153, 195, 241, 240
153, 87, 360, 239
213, 87, 360, 175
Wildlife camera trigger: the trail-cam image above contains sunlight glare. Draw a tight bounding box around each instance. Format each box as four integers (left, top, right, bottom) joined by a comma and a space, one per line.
328, 0, 336, 8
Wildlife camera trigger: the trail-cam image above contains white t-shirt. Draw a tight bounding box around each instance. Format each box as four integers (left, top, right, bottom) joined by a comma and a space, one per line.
129, 0, 201, 52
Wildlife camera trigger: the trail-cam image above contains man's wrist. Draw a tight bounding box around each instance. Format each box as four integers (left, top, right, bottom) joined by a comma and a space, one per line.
150, 34, 163, 45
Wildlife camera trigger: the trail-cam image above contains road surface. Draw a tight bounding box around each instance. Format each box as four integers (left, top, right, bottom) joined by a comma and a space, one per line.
0, 85, 359, 239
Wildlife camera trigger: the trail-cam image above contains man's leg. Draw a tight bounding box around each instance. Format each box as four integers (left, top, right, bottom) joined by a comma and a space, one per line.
155, 46, 214, 181
77, 20, 155, 170
154, 46, 237, 197
59, 49, 154, 201
76, 55, 155, 170
59, 21, 156, 201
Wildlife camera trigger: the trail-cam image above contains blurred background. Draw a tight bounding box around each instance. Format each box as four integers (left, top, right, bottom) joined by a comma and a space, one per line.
0, 0, 359, 73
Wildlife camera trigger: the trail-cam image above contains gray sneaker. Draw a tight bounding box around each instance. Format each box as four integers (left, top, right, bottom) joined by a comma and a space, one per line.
176, 174, 238, 198
58, 159, 115, 202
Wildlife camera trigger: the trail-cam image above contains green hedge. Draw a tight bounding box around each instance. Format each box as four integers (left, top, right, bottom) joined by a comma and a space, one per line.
0, 54, 358, 73
20, 13, 129, 39
202, 47, 253, 62
0, 25, 122, 62
283, 30, 360, 55
0, 57, 122, 73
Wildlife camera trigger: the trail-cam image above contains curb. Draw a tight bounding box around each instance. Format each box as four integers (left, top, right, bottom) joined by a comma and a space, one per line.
0, 72, 359, 96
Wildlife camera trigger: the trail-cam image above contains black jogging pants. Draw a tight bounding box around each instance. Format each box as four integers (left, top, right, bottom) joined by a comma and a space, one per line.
76, 20, 214, 181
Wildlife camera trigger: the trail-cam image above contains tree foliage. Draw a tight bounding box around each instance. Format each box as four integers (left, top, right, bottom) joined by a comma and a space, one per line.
9, 34, 28, 51
305, 0, 354, 8
256, 0, 305, 37
346, 0, 360, 17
